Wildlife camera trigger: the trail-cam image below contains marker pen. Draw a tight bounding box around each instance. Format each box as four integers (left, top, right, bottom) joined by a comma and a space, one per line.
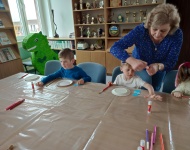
31, 82, 34, 90
146, 129, 149, 149
6, 99, 25, 110
140, 139, 145, 150
150, 132, 154, 150
153, 125, 157, 144
160, 133, 165, 150
147, 101, 152, 113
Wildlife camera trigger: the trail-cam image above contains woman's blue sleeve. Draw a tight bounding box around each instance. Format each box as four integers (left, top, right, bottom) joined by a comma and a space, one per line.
110, 24, 143, 62
162, 29, 183, 71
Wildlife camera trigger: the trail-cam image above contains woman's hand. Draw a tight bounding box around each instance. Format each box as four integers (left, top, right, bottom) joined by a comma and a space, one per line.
126, 57, 147, 71
146, 63, 159, 76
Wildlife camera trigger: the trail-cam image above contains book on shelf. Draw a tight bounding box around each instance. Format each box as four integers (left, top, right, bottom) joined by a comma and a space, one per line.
49, 40, 74, 50
0, 0, 5, 10
0, 19, 4, 28
0, 32, 11, 45
0, 47, 16, 61
0, 50, 7, 62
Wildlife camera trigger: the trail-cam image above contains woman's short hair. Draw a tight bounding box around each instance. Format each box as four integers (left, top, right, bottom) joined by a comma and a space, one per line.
144, 3, 180, 35
58, 48, 74, 60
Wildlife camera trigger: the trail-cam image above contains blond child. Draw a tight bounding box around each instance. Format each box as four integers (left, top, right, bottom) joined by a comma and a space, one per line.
172, 62, 190, 98
113, 63, 162, 100
36, 48, 91, 86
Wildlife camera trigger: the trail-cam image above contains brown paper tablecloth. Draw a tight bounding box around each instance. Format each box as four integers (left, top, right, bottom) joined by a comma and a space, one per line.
0, 73, 190, 150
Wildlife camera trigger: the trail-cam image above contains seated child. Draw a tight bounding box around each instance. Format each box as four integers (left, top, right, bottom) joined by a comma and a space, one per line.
36, 48, 91, 86
172, 62, 190, 98
113, 63, 162, 100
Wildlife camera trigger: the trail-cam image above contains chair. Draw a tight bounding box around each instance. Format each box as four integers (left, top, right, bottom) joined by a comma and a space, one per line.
77, 62, 106, 84
44, 60, 61, 76
19, 47, 36, 73
162, 70, 178, 93
112, 66, 122, 83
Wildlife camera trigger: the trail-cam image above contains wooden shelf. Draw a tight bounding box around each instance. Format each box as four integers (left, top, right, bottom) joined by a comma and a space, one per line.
106, 22, 142, 25
107, 37, 122, 39
47, 37, 75, 40
0, 9, 9, 12
0, 0, 24, 79
72, 0, 164, 74
53, 48, 76, 51
76, 49, 105, 51
106, 3, 162, 9
73, 8, 104, 12
74, 23, 104, 26
76, 37, 105, 40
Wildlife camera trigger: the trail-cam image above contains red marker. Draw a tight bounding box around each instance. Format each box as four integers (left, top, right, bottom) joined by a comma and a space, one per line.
19, 73, 29, 79
6, 99, 25, 110
160, 133, 165, 150
31, 82, 34, 90
99, 82, 113, 94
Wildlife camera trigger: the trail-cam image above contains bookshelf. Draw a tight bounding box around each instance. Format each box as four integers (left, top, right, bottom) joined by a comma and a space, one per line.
71, 0, 164, 74
0, 0, 24, 79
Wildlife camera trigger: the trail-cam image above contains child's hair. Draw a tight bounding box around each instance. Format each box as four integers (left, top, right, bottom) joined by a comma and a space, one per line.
121, 62, 132, 68
177, 66, 190, 83
58, 48, 74, 60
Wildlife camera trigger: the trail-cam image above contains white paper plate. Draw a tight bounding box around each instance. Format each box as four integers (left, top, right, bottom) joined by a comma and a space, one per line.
25, 75, 40, 82
56, 80, 73, 87
112, 88, 131, 96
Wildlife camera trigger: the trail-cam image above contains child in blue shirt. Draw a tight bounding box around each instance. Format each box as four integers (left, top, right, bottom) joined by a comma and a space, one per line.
36, 48, 91, 86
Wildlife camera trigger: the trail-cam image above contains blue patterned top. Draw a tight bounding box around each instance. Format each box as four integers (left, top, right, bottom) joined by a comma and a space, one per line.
41, 66, 91, 84
110, 23, 183, 71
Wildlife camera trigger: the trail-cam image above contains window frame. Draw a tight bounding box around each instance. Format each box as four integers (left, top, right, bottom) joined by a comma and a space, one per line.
8, 0, 48, 42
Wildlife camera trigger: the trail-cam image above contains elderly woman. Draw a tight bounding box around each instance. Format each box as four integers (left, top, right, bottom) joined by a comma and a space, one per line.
110, 3, 183, 91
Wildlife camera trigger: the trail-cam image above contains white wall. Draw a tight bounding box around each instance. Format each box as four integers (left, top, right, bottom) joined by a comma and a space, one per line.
49, 0, 74, 38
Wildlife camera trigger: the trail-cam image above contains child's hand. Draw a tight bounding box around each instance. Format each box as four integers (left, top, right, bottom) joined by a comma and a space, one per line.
36, 81, 44, 87
77, 79, 84, 85
172, 91, 183, 98
145, 94, 163, 101
107, 81, 113, 86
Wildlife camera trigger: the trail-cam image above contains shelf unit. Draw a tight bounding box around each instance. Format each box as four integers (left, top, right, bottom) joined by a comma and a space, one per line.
72, 0, 164, 74
0, 0, 24, 79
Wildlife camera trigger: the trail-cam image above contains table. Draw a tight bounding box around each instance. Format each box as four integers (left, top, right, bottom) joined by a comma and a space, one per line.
0, 73, 190, 150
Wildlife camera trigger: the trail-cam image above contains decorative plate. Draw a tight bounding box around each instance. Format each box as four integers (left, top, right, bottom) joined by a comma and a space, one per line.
25, 75, 40, 82
56, 80, 73, 87
109, 25, 119, 37
112, 88, 131, 96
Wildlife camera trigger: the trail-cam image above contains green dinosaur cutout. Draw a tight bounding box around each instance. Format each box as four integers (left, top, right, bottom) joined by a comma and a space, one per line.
22, 32, 58, 75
